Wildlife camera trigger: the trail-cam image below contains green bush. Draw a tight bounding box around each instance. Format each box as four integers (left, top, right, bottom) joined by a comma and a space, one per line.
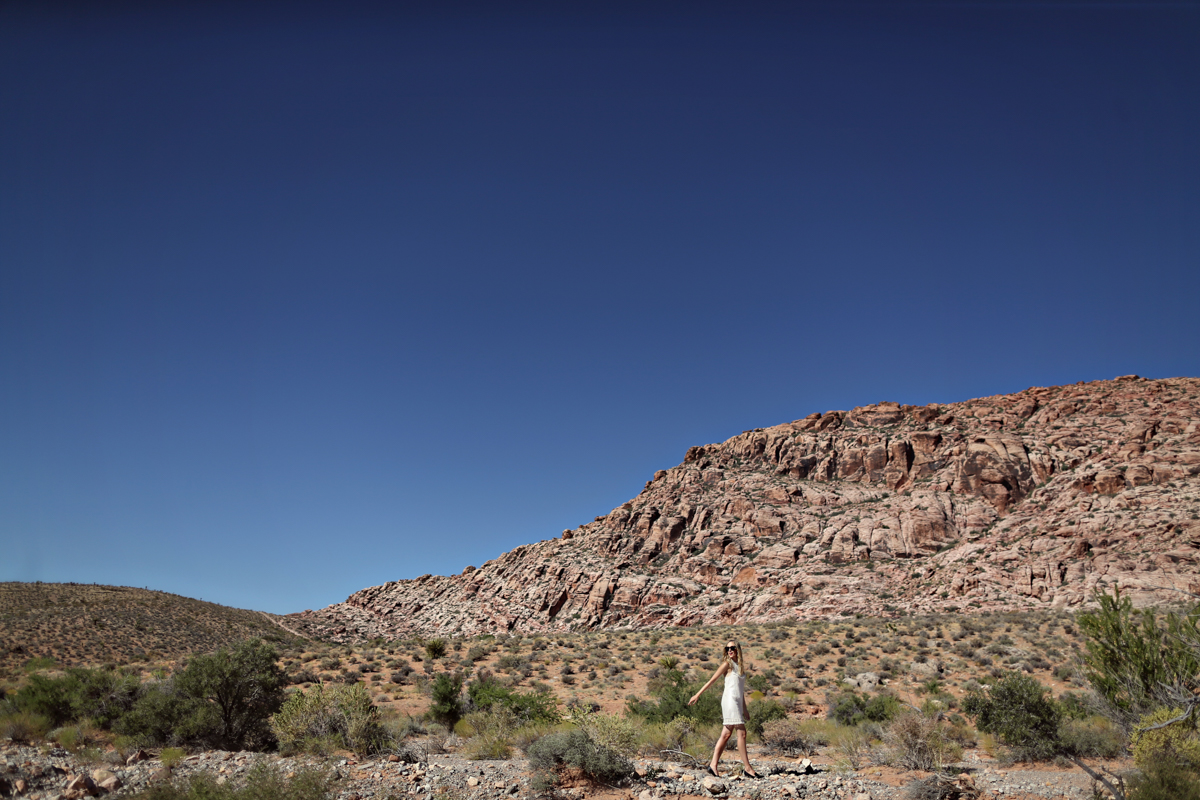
747, 699, 787, 737
526, 729, 634, 788
1078, 588, 1200, 722
460, 706, 517, 760
1057, 715, 1125, 759
1128, 759, 1200, 800
1131, 707, 1200, 771
271, 683, 390, 756
12, 674, 76, 727
964, 672, 1060, 761
115, 640, 284, 751
425, 639, 447, 660
827, 690, 901, 727
11, 667, 143, 730
571, 710, 639, 757
125, 763, 331, 800
428, 673, 464, 728
467, 674, 559, 724
0, 710, 51, 742
114, 682, 212, 748
625, 670, 720, 726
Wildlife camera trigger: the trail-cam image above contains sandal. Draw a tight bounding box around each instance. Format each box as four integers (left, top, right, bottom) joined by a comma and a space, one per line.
744, 768, 761, 779
707, 765, 720, 778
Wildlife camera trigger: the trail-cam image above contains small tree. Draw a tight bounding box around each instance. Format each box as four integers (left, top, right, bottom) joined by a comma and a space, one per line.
429, 673, 464, 728
1077, 588, 1200, 725
965, 672, 1126, 799
173, 639, 286, 751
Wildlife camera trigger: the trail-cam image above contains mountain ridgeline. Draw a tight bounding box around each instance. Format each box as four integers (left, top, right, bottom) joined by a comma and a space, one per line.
290, 376, 1200, 641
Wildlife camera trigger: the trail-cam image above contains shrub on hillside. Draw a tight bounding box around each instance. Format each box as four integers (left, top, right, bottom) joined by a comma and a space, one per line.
827, 690, 902, 727
271, 682, 390, 756
116, 639, 285, 751
172, 639, 286, 751
964, 672, 1060, 761
1131, 707, 1200, 771
1127, 759, 1200, 800
526, 729, 634, 791
746, 699, 787, 737
882, 712, 962, 772
625, 669, 720, 726
428, 673, 464, 728
761, 718, 819, 757
10, 667, 142, 730
467, 673, 559, 724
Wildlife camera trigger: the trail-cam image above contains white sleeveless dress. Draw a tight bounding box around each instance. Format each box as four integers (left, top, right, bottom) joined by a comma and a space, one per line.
721, 668, 746, 725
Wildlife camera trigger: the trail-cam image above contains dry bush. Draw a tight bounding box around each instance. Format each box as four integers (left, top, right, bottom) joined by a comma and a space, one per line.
883, 712, 963, 772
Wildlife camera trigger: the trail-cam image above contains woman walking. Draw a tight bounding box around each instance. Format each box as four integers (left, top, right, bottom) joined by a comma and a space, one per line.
688, 640, 759, 778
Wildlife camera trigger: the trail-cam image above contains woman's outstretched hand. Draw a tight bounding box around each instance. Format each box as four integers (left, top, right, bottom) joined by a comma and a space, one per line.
688, 693, 699, 706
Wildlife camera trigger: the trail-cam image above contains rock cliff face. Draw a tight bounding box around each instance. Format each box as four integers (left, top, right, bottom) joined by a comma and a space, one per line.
291, 376, 1200, 641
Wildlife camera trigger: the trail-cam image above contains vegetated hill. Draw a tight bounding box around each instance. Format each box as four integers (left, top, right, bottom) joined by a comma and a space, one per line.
0, 582, 303, 678
290, 375, 1200, 642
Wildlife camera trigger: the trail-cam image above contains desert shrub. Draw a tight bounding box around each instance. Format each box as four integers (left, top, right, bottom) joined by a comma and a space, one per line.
1058, 715, 1125, 759
1078, 588, 1200, 723
428, 673, 464, 728
466, 674, 559, 724
271, 682, 390, 756
115, 682, 215, 748
172, 639, 286, 751
115, 640, 284, 751
160, 748, 186, 767
883, 712, 962, 772
1127, 759, 1200, 800
0, 710, 51, 742
964, 672, 1060, 761
625, 669, 720, 725
11, 674, 77, 727
571, 710, 639, 757
761, 718, 819, 757
527, 729, 635, 788
424, 639, 447, 660
461, 706, 517, 760
746, 699, 787, 737
125, 763, 331, 800
1131, 707, 1200, 771
828, 690, 901, 727
829, 724, 871, 769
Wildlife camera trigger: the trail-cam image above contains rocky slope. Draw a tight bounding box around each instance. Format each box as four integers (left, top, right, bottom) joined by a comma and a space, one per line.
291, 376, 1200, 641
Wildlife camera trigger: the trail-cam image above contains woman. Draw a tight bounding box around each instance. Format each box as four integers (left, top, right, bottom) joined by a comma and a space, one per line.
688, 640, 760, 778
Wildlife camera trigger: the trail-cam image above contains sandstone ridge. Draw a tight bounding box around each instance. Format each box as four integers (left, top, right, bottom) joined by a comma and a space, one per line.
291, 376, 1200, 641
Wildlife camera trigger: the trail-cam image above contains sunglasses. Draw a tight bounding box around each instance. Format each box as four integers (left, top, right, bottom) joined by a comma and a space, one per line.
725, 646, 738, 652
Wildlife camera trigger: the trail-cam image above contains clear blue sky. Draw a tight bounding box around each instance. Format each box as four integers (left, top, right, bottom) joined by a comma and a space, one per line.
2, 2, 1197, 614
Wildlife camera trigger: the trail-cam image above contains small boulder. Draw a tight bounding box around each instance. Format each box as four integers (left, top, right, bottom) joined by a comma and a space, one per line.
701, 776, 727, 795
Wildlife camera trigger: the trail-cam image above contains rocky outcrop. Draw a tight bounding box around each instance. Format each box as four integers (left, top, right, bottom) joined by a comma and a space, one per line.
291, 376, 1200, 640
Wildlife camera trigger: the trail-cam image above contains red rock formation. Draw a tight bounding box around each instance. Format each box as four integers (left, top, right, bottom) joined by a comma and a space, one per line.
290, 376, 1200, 640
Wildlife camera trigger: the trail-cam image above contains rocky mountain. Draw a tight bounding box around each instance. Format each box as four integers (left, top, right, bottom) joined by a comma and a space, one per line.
290, 376, 1200, 641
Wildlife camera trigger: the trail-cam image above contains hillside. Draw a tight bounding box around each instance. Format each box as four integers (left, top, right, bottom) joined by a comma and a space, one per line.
291, 375, 1200, 641
0, 582, 303, 679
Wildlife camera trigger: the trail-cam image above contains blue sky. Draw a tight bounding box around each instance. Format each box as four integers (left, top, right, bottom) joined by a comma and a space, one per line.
2, 2, 1197, 614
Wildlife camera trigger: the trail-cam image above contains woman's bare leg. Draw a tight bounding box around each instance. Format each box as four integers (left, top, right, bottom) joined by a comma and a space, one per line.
710, 726, 733, 774
735, 727, 753, 772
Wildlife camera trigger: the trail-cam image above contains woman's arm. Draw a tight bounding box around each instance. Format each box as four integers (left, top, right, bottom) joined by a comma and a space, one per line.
687, 662, 728, 706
